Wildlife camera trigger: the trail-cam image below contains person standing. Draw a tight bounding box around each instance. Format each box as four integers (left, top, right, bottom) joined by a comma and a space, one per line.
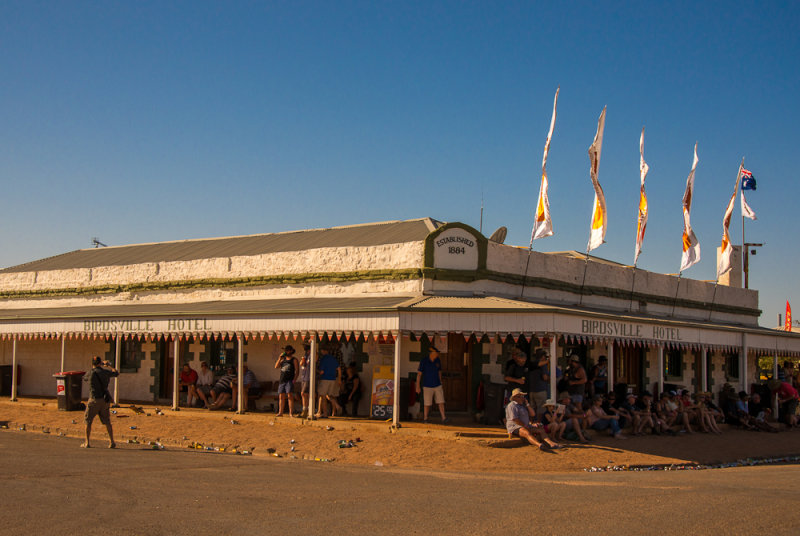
416, 345, 448, 424
566, 355, 587, 404
275, 345, 299, 417
503, 349, 529, 400
338, 363, 362, 417
527, 349, 550, 416
315, 348, 342, 418
82, 355, 118, 449
298, 344, 312, 417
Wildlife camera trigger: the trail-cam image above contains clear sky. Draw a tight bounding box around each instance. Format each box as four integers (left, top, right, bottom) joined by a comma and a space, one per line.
1, 1, 798, 327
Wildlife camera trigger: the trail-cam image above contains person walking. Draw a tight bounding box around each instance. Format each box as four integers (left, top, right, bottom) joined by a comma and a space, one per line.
81, 355, 118, 448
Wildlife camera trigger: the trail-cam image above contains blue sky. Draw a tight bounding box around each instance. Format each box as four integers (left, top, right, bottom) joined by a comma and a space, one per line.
1, 1, 798, 327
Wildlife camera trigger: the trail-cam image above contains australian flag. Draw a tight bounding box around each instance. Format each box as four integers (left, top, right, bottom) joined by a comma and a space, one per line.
741, 169, 757, 190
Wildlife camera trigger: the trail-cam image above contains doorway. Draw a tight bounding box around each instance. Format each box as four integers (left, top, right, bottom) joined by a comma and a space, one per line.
614, 344, 645, 394
441, 334, 470, 411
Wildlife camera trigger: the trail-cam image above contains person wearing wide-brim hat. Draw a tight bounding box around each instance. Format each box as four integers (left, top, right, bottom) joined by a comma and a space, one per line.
540, 399, 567, 442
275, 345, 299, 417
504, 388, 561, 450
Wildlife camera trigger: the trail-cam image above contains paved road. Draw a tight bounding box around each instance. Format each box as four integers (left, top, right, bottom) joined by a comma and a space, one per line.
2, 431, 800, 535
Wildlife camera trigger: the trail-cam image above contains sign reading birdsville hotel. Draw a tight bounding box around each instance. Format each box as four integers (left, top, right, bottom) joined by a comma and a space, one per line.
432, 227, 479, 270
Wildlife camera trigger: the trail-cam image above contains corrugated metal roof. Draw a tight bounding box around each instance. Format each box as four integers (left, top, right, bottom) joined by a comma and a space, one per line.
1, 218, 442, 273
407, 296, 549, 310
0, 296, 421, 320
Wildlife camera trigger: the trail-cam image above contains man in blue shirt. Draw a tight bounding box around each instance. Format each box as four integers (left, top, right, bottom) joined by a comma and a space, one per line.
416, 345, 448, 424
315, 349, 342, 418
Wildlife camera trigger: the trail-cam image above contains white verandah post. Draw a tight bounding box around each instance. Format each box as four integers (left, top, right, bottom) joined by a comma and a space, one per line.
606, 342, 614, 394
60, 335, 66, 373
741, 333, 749, 393
392, 332, 401, 427
10, 338, 18, 402
549, 335, 557, 399
309, 335, 317, 419
701, 347, 708, 393
236, 333, 244, 414
657, 346, 664, 395
172, 336, 180, 411
113, 333, 121, 406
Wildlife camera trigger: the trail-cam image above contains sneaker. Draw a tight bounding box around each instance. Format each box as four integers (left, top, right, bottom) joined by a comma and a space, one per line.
442, 417, 449, 424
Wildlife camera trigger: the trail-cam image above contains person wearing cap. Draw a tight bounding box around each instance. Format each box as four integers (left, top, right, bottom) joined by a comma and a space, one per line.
558, 392, 590, 443
81, 355, 118, 448
275, 345, 299, 417
504, 388, 560, 450
416, 345, 448, 423
565, 354, 587, 404
195, 361, 215, 408
503, 348, 530, 402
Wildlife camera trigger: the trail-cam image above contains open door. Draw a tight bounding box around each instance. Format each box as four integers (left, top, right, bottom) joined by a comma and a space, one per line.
441, 334, 469, 411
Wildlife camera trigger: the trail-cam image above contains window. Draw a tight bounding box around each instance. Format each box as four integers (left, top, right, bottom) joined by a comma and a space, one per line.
725, 352, 740, 380
119, 338, 144, 372
664, 349, 683, 378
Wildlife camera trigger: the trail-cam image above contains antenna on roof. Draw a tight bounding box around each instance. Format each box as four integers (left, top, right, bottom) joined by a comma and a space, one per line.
479, 187, 484, 233
91, 237, 108, 248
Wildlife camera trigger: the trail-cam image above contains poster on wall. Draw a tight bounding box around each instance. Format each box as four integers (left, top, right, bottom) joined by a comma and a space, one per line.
370, 365, 394, 419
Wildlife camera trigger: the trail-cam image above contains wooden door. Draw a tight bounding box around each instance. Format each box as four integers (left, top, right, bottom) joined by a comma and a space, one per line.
441, 334, 469, 411
614, 344, 644, 394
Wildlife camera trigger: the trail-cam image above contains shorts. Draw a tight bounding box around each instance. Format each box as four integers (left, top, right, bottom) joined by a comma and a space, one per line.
531, 391, 547, 414
423, 385, 445, 406
85, 398, 111, 426
214, 386, 232, 396
318, 379, 339, 397
197, 385, 213, 395
278, 381, 293, 395
301, 381, 309, 394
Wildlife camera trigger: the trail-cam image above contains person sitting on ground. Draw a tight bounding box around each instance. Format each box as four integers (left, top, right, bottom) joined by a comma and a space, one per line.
735, 391, 765, 431
179, 363, 199, 408
338, 363, 362, 417
558, 392, 590, 443
769, 379, 799, 428
230, 364, 260, 412
696, 392, 723, 434
632, 391, 661, 435
275, 345, 299, 417
207, 366, 236, 410
504, 388, 561, 450
602, 392, 630, 430
619, 393, 640, 433
586, 394, 625, 439
748, 392, 772, 421
195, 361, 215, 408
679, 390, 700, 432
540, 400, 566, 442
656, 391, 682, 435
702, 392, 725, 424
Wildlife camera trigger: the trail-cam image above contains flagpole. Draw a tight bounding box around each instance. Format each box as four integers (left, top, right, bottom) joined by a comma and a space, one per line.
628, 265, 638, 312
670, 272, 683, 317
520, 237, 535, 299
578, 247, 591, 306
707, 281, 719, 322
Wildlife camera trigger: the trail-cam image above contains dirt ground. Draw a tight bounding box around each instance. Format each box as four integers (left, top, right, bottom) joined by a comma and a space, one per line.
3, 398, 800, 473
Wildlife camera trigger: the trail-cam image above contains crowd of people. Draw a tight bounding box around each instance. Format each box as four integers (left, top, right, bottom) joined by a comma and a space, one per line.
176, 344, 363, 418
502, 350, 800, 449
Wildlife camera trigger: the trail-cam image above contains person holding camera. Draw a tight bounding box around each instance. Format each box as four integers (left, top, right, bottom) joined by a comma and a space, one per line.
275, 345, 299, 417
82, 355, 118, 448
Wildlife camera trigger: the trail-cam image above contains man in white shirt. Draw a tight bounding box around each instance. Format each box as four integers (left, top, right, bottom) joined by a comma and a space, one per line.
195, 361, 215, 408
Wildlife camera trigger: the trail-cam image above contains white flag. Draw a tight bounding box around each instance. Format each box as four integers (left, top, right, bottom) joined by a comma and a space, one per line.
741, 191, 757, 220
587, 107, 607, 252
634, 127, 649, 265
532, 88, 559, 241
680, 143, 700, 272
717, 161, 743, 279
